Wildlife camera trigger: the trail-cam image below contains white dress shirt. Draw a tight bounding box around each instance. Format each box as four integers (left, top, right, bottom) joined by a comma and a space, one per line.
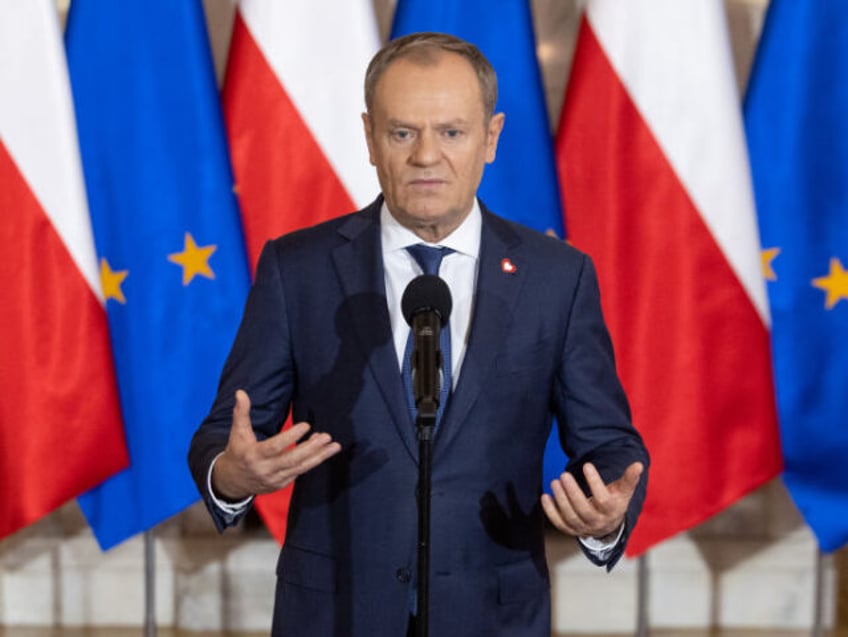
380, 200, 480, 382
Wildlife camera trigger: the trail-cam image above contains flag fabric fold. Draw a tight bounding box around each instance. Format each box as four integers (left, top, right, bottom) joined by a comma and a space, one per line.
66, 0, 251, 549
557, 1, 782, 555
745, 0, 848, 552
390, 0, 569, 489
223, 0, 380, 542
0, 0, 128, 540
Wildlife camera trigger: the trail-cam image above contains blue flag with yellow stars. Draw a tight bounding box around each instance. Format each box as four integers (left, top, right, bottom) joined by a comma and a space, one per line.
66, 0, 250, 549
745, 0, 848, 552
390, 2, 569, 490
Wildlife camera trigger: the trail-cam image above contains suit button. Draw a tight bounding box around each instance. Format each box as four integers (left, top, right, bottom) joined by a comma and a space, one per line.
396, 568, 411, 583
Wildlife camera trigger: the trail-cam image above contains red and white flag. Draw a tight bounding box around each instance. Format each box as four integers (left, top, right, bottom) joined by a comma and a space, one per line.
223, 1, 380, 541
556, 1, 782, 554
0, 1, 128, 539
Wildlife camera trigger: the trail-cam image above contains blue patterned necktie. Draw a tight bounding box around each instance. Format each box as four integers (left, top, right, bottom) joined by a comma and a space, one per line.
402, 244, 454, 428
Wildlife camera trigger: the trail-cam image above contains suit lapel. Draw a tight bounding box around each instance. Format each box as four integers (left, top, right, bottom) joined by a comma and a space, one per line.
436, 208, 527, 453
331, 201, 419, 460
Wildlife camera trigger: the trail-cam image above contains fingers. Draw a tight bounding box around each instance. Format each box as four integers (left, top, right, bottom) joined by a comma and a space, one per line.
253, 421, 342, 484
271, 426, 335, 465
620, 462, 644, 494
542, 462, 643, 538
259, 421, 313, 457
541, 492, 569, 533
222, 389, 342, 494
269, 430, 342, 488
543, 471, 595, 536
582, 463, 611, 510
585, 461, 643, 501
230, 390, 325, 459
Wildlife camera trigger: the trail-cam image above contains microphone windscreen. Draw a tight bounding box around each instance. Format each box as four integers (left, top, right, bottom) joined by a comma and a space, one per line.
401, 274, 452, 327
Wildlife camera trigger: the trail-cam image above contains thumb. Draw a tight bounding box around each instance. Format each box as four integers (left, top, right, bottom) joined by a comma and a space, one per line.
231, 389, 255, 441
621, 462, 644, 493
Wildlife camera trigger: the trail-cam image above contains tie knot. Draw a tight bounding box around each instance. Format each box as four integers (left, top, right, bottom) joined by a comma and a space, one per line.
406, 244, 454, 275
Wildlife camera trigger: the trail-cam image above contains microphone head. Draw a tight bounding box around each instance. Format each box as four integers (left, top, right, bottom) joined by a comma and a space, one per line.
401, 274, 452, 327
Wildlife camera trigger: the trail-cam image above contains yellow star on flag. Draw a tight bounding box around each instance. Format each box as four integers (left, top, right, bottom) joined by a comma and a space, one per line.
100, 258, 128, 304
812, 257, 848, 310
168, 232, 217, 286
761, 247, 781, 281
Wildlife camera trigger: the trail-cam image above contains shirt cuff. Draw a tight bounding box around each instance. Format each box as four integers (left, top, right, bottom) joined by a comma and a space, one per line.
578, 522, 625, 560
207, 451, 254, 517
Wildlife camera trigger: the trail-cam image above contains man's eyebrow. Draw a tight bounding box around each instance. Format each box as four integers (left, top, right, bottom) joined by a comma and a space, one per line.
387, 118, 418, 129
435, 119, 471, 129
385, 118, 472, 128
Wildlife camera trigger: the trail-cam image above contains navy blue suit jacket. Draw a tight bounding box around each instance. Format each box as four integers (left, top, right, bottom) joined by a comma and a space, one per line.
189, 197, 648, 636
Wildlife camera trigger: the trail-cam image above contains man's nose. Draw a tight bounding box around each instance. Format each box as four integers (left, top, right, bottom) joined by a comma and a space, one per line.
410, 131, 439, 165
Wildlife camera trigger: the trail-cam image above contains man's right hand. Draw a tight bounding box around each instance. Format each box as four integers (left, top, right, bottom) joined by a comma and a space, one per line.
211, 389, 342, 501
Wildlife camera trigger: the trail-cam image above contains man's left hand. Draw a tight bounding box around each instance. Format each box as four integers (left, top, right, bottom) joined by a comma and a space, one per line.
541, 461, 643, 540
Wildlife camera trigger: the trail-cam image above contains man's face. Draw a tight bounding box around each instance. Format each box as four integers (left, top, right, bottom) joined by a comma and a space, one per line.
363, 52, 504, 240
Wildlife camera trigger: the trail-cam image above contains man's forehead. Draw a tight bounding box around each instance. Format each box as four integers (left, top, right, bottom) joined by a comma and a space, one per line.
374, 53, 482, 100
382, 49, 476, 79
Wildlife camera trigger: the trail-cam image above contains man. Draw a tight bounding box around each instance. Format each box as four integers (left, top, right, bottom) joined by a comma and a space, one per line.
189, 32, 648, 636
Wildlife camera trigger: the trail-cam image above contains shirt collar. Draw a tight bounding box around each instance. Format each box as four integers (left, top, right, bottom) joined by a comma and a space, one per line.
380, 199, 482, 259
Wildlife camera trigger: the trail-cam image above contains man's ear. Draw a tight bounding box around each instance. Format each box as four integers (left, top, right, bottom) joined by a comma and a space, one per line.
485, 112, 505, 164
362, 112, 376, 166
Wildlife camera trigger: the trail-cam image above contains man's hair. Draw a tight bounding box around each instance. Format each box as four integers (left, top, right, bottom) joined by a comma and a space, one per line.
364, 32, 498, 120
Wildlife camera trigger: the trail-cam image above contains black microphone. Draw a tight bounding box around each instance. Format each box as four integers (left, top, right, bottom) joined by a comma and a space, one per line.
401, 274, 452, 422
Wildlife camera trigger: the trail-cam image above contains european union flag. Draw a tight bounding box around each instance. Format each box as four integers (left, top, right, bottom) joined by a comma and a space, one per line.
390, 2, 568, 488
745, 0, 848, 552
66, 1, 250, 549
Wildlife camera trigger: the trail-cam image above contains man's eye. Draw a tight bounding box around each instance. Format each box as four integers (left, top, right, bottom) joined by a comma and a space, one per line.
392, 130, 411, 141
444, 129, 462, 138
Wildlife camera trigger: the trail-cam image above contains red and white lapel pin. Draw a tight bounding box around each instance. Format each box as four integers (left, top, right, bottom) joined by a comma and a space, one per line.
501, 258, 517, 274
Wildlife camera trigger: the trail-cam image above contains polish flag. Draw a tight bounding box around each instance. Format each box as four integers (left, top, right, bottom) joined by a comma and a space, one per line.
223, 1, 380, 541
556, 1, 782, 554
0, 1, 128, 539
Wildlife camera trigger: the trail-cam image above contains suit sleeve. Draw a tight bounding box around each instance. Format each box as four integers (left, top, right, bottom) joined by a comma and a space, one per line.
553, 254, 650, 569
187, 240, 295, 531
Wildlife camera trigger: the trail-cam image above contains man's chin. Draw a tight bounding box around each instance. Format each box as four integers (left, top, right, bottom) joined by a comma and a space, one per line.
396, 201, 450, 223
409, 209, 463, 230
387, 196, 471, 234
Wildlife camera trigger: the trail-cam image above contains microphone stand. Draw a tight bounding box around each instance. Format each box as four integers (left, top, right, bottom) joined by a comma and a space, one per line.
415, 407, 435, 637
411, 315, 440, 637
402, 276, 451, 637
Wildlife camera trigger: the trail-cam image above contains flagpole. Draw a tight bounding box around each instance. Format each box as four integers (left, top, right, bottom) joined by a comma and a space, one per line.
636, 553, 649, 637
812, 548, 825, 637
144, 530, 157, 637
